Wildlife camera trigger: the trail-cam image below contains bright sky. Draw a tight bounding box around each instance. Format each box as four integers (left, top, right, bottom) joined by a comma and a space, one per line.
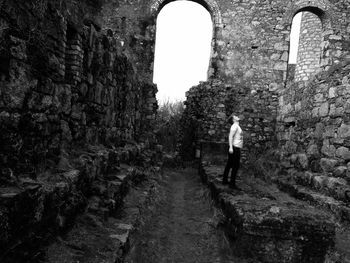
153, 1, 213, 103
289, 12, 302, 64
153, 2, 302, 103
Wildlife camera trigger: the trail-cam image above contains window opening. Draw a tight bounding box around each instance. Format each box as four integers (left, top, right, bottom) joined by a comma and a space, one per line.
288, 11, 322, 82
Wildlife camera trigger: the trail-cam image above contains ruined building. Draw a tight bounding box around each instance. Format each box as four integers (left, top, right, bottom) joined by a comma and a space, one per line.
0, 0, 350, 262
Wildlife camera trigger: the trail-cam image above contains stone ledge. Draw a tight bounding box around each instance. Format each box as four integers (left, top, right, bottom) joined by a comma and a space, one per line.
276, 176, 350, 223
43, 166, 162, 263
200, 163, 336, 263
0, 144, 159, 262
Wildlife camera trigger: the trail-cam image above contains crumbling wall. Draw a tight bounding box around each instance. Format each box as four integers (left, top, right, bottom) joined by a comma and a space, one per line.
0, 0, 158, 259
180, 80, 227, 160
277, 59, 350, 206
0, 0, 157, 180
0, 0, 349, 258
178, 0, 349, 158
274, 1, 350, 204
181, 79, 277, 161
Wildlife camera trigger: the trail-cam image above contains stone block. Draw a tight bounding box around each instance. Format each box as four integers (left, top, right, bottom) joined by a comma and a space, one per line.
312, 175, 327, 189
320, 158, 338, 173
321, 141, 336, 157
336, 146, 350, 161
323, 125, 336, 138
319, 102, 329, 117
334, 166, 347, 177
307, 144, 319, 158
284, 141, 297, 154
344, 100, 350, 113
297, 153, 309, 170
9, 36, 27, 61
314, 123, 324, 139
314, 93, 324, 103
329, 104, 336, 116
61, 120, 72, 142
291, 153, 309, 170
274, 62, 287, 71
311, 106, 319, 117
53, 84, 72, 114
338, 124, 350, 139
326, 176, 347, 189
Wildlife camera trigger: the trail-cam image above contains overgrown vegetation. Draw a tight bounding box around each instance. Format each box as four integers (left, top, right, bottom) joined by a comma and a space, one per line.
155, 99, 184, 153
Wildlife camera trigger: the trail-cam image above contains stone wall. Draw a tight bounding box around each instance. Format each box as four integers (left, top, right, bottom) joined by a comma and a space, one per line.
181, 79, 277, 160
89, 0, 350, 200
1, 0, 350, 258
0, 0, 158, 259
157, 0, 348, 157
277, 58, 350, 204
101, 0, 349, 81
0, 0, 157, 180
295, 11, 323, 82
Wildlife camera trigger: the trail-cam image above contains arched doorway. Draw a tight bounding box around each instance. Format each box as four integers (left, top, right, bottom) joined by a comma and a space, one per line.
153, 1, 213, 103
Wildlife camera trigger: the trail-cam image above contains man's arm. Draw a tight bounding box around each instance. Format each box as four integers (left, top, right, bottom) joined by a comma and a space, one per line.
229, 124, 237, 153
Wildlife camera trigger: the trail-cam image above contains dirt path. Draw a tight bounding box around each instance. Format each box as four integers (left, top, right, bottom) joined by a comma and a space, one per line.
125, 168, 250, 263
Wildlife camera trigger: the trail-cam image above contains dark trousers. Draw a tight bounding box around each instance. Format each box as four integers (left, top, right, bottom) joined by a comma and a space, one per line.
223, 147, 241, 186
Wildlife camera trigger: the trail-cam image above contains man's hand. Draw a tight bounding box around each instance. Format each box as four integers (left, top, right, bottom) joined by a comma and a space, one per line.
229, 147, 233, 154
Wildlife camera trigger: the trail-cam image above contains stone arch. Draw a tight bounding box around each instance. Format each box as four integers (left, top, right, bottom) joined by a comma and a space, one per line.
283, 5, 332, 32
288, 9, 323, 81
149, 0, 222, 79
149, 0, 222, 25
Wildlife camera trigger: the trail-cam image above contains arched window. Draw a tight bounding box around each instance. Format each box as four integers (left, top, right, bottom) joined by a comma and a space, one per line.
153, 1, 213, 103
288, 11, 323, 82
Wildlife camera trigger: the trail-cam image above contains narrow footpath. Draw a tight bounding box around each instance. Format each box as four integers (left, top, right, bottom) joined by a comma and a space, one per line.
125, 168, 251, 263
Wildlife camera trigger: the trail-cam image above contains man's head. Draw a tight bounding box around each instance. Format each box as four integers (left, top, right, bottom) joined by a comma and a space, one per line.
232, 115, 240, 122
227, 113, 243, 124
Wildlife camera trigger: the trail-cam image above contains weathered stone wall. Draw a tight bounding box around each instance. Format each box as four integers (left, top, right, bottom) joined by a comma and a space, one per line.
295, 11, 323, 82
96, 0, 350, 193
152, 0, 348, 156
0, 0, 157, 179
182, 79, 277, 160
0, 0, 158, 259
277, 59, 350, 204
1, 0, 350, 258
102, 0, 349, 80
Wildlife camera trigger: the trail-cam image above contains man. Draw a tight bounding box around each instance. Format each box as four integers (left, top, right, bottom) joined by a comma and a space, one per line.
222, 114, 243, 189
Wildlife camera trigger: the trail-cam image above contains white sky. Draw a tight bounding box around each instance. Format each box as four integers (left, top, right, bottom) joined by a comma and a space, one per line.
153, 1, 212, 103
289, 12, 302, 64
153, 2, 302, 103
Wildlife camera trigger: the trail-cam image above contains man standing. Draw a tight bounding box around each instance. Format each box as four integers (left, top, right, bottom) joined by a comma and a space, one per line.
222, 114, 243, 189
